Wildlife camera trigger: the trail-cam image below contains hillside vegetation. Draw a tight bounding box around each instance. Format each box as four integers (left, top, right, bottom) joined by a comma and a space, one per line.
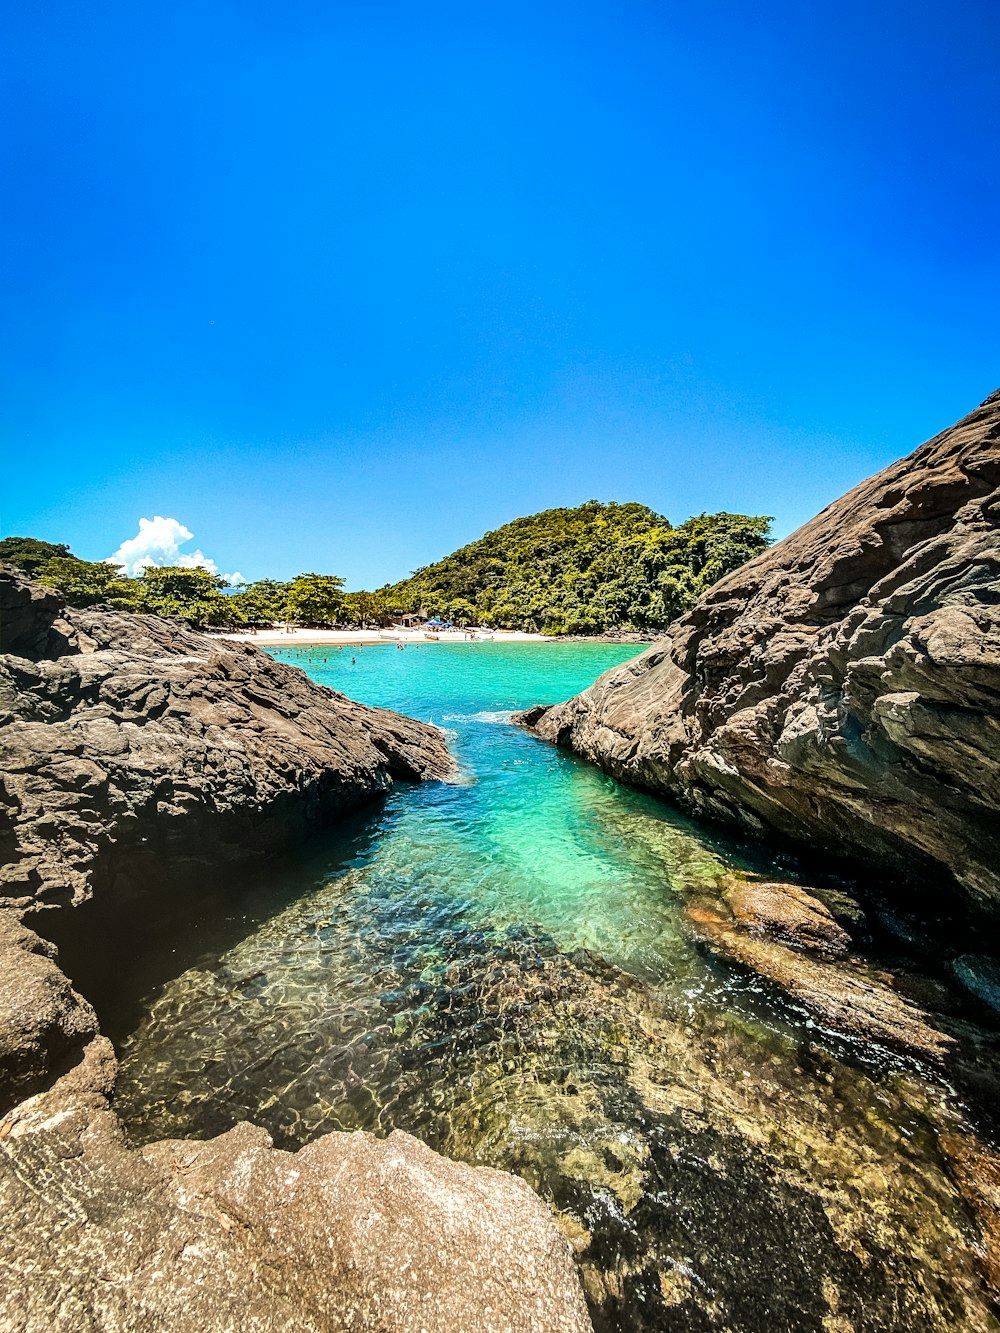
384, 502, 772, 633
1, 502, 771, 634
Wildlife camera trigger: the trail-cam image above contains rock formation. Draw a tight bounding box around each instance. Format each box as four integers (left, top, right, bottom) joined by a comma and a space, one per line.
520, 390, 1000, 925
0, 567, 452, 909
0, 572, 592, 1332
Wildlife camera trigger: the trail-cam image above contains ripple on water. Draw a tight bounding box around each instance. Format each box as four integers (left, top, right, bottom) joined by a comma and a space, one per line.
111, 643, 1000, 1332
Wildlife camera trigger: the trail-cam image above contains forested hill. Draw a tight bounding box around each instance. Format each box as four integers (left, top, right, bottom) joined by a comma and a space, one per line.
384, 502, 772, 634
1, 503, 771, 633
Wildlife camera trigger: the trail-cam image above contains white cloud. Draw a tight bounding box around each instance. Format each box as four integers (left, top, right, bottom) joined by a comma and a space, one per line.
106, 516, 244, 584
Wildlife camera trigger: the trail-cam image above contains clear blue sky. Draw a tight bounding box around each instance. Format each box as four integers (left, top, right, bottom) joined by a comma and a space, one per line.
3, 0, 998, 586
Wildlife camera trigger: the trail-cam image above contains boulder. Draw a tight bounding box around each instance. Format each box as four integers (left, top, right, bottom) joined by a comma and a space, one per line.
0, 567, 452, 908
1, 1049, 591, 1333
520, 390, 1000, 925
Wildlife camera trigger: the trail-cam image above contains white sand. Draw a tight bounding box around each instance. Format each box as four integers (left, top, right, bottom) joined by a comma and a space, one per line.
210, 627, 553, 647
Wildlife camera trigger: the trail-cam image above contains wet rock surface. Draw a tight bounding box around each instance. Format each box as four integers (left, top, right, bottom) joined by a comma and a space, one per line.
0, 574, 591, 1332
1, 1045, 590, 1333
0, 566, 452, 909
520, 390, 1000, 924
683, 876, 962, 1067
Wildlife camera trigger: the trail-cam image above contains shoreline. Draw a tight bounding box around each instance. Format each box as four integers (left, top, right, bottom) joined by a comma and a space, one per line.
211, 627, 651, 648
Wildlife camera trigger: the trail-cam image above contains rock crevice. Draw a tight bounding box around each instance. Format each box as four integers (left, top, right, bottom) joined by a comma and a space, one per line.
0, 573, 592, 1332
521, 391, 1000, 924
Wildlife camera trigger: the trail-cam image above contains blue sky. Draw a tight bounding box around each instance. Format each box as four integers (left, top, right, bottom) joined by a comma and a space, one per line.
3, 0, 998, 587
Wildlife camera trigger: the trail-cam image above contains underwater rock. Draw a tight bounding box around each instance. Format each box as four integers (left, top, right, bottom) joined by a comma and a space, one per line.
0, 570, 592, 1330
0, 1050, 591, 1333
0, 565, 452, 909
519, 390, 1000, 926
949, 954, 1000, 1016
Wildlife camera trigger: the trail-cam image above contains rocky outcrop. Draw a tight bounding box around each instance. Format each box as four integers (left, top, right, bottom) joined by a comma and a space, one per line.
0, 909, 98, 1114
0, 566, 452, 909
520, 391, 1000, 923
684, 876, 958, 1066
0, 571, 592, 1331
1, 1037, 591, 1333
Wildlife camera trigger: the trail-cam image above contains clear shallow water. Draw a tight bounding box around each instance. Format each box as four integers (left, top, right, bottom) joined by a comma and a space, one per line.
106, 642, 999, 1331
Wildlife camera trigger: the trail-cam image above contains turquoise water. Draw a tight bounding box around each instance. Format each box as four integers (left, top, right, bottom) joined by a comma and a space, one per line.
107, 642, 999, 1332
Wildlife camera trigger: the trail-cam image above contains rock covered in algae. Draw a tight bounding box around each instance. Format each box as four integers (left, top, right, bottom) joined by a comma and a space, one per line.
0, 565, 452, 909
519, 389, 1000, 923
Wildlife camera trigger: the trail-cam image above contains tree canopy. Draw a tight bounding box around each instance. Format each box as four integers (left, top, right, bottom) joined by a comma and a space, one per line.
383, 501, 772, 633
5, 500, 771, 634
0, 536, 74, 575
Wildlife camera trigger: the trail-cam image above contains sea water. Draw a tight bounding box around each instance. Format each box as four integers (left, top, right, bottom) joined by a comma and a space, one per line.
105, 642, 1000, 1332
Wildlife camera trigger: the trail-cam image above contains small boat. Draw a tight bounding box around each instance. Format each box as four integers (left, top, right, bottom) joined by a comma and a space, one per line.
474, 631, 495, 640
379, 630, 400, 640
423, 631, 440, 641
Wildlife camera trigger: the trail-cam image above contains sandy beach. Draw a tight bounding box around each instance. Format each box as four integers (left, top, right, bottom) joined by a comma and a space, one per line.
211, 627, 553, 647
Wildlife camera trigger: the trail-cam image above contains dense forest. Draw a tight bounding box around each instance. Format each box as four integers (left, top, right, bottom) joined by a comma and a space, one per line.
384, 503, 772, 633
0, 502, 771, 635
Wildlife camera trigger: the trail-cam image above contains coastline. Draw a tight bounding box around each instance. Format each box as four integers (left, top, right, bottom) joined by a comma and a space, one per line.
210, 627, 650, 647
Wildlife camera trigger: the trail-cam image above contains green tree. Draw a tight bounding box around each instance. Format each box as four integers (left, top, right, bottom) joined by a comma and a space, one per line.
284, 573, 346, 627
378, 501, 772, 636
0, 536, 74, 574
228, 579, 290, 626
138, 566, 236, 627
36, 556, 142, 609
341, 590, 391, 627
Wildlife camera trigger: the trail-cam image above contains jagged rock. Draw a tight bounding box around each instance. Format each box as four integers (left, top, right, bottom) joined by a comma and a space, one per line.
684, 884, 956, 1066
0, 567, 452, 908
1, 1049, 591, 1333
0, 570, 592, 1331
520, 391, 1000, 924
0, 909, 98, 1115
719, 878, 854, 957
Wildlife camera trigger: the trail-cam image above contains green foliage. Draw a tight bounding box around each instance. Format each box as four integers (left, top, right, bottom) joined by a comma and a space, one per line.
384, 502, 772, 634
0, 536, 75, 574
228, 579, 291, 626
137, 566, 236, 626
284, 573, 346, 627
14, 501, 772, 637
36, 558, 238, 626
36, 556, 142, 609
341, 589, 392, 627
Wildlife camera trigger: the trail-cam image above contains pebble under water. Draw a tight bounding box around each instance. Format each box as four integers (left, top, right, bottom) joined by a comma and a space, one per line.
103, 642, 1000, 1331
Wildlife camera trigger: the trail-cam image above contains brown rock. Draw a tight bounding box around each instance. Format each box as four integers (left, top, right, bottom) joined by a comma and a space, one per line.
0, 567, 452, 908
1, 1061, 591, 1333
685, 892, 955, 1066
938, 1132, 1000, 1292
723, 878, 854, 957
521, 391, 1000, 922
0, 909, 97, 1115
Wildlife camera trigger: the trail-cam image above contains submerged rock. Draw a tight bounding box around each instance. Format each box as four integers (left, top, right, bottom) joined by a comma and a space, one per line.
0, 570, 592, 1331
0, 566, 452, 909
0, 1047, 591, 1333
519, 390, 1000, 924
